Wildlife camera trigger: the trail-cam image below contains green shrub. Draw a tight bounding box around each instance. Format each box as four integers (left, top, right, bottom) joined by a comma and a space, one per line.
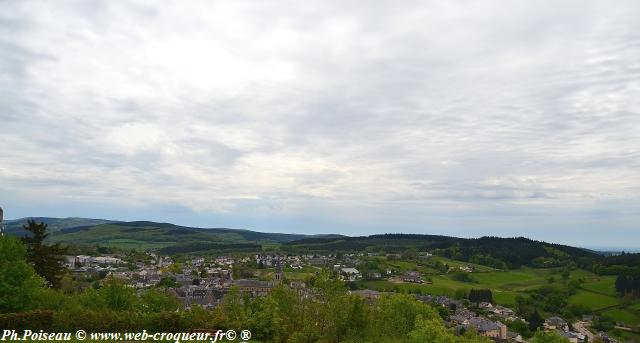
0, 310, 54, 330
0, 236, 44, 313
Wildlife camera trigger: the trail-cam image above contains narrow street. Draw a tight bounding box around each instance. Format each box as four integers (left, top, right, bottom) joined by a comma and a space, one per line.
573, 321, 596, 342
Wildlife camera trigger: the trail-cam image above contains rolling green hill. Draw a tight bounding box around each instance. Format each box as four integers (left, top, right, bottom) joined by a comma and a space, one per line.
5, 217, 338, 254
4, 218, 607, 267
3, 217, 115, 236
283, 234, 602, 268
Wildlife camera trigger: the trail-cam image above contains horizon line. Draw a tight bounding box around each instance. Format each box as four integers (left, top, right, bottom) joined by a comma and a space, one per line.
4, 215, 639, 252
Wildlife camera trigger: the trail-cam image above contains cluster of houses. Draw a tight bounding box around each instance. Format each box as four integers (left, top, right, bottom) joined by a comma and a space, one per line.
65, 255, 124, 268
403, 270, 425, 283
338, 267, 361, 281
65, 254, 126, 278
335, 267, 428, 284
479, 302, 517, 321
542, 317, 588, 343
63, 252, 614, 342
254, 254, 286, 267
414, 294, 592, 342
596, 331, 619, 343
353, 291, 517, 341
64, 252, 326, 307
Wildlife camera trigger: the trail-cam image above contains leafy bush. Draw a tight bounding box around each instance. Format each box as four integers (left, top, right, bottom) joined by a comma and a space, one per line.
0, 310, 54, 330
452, 272, 477, 283
0, 236, 44, 313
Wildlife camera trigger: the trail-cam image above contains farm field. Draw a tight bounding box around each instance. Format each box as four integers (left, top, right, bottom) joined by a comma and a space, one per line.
348, 257, 639, 343
602, 308, 640, 325
384, 260, 440, 274
358, 267, 623, 309
285, 271, 310, 280
568, 290, 620, 310
580, 276, 617, 296
428, 256, 498, 273
471, 269, 547, 290
363, 256, 497, 275
284, 266, 320, 280
362, 257, 438, 275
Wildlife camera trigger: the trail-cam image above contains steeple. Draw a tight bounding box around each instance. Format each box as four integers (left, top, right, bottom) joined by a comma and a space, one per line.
274, 259, 283, 284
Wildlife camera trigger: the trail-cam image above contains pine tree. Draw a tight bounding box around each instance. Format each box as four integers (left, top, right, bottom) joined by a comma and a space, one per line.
469, 289, 493, 303
528, 309, 544, 331
21, 220, 67, 288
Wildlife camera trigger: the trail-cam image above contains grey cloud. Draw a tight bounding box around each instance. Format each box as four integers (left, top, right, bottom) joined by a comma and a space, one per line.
1, 0, 639, 246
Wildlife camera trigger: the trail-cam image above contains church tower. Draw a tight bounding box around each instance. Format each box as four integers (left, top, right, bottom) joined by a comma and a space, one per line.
274, 260, 283, 284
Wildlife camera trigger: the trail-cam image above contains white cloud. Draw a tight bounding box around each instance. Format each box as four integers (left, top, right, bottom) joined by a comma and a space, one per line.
1, 0, 639, 246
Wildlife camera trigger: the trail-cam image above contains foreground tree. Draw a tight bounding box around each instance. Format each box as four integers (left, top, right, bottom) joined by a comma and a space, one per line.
0, 236, 44, 312
22, 220, 68, 288
100, 278, 139, 311
408, 315, 491, 343
529, 331, 570, 343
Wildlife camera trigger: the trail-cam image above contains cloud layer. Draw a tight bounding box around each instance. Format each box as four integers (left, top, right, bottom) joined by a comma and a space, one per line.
1, 0, 639, 248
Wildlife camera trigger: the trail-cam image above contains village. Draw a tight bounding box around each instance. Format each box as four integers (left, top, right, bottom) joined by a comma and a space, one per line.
63, 252, 615, 343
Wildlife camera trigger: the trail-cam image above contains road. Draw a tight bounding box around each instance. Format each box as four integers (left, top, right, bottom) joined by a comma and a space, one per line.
573, 321, 596, 342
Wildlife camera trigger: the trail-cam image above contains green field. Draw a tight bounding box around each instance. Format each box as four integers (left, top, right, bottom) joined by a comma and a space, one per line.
472, 269, 547, 291
492, 291, 521, 305
364, 257, 439, 275
362, 256, 497, 276
602, 308, 640, 325
360, 269, 545, 306
580, 276, 617, 296
358, 267, 629, 310
384, 260, 440, 274
286, 271, 310, 280
285, 266, 320, 280
568, 290, 620, 310
429, 256, 498, 273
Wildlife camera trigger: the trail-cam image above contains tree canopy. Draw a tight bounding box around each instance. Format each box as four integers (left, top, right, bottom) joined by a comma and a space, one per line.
0, 236, 43, 313
21, 220, 67, 288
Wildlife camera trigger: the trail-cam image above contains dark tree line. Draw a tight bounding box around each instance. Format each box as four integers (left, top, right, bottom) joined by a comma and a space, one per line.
285, 235, 603, 271
604, 252, 640, 266
615, 274, 640, 297
437, 237, 599, 269
468, 289, 492, 303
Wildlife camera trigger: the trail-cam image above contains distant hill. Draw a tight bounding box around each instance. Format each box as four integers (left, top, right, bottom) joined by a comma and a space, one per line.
4, 217, 338, 254
3, 217, 115, 236
4, 217, 606, 268
283, 233, 602, 268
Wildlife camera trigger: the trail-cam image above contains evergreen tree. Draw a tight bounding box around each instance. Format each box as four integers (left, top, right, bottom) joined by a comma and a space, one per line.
468, 289, 493, 303
21, 220, 67, 288
615, 274, 640, 297
528, 309, 544, 331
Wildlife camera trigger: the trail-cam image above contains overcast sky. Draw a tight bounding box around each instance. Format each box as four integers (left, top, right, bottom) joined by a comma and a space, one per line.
1, 1, 639, 249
